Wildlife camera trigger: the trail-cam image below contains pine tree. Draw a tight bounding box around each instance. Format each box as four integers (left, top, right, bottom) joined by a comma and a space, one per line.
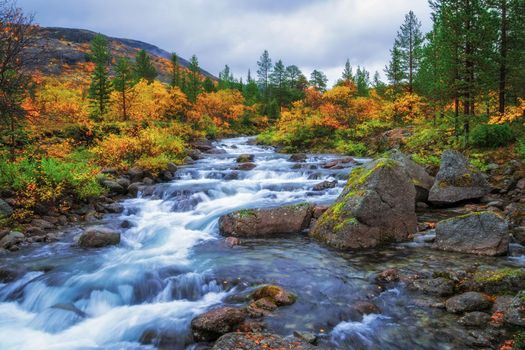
203, 77, 215, 92
243, 70, 260, 105
170, 53, 181, 88
134, 49, 157, 83
218, 64, 233, 90
373, 71, 387, 96
396, 11, 424, 93
385, 41, 405, 95
257, 50, 272, 99
309, 70, 328, 91
270, 59, 286, 106
354, 66, 370, 96
113, 57, 134, 121
341, 59, 354, 83
186, 54, 201, 102
88, 34, 113, 120
285, 65, 306, 103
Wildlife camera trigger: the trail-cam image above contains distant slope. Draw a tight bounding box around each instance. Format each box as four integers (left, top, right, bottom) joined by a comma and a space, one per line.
29, 27, 216, 82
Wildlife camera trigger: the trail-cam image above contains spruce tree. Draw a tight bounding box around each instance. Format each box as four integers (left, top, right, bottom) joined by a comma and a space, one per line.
187, 55, 201, 102
257, 50, 272, 99
396, 11, 424, 93
354, 66, 370, 96
88, 34, 113, 120
385, 41, 405, 95
341, 59, 354, 83
203, 77, 215, 92
170, 53, 181, 88
134, 49, 157, 83
113, 57, 134, 121
218, 64, 233, 90
270, 59, 286, 106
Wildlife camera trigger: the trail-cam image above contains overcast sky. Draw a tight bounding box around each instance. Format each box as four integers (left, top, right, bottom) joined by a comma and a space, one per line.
18, 0, 432, 85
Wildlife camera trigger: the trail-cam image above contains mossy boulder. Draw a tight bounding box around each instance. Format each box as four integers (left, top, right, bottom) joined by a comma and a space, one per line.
389, 149, 435, 202
434, 211, 509, 256
252, 285, 296, 306
219, 203, 313, 237
470, 268, 525, 294
428, 150, 490, 205
310, 158, 417, 249
236, 154, 255, 163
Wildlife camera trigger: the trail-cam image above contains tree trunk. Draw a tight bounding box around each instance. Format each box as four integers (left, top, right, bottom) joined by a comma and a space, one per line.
499, 0, 508, 114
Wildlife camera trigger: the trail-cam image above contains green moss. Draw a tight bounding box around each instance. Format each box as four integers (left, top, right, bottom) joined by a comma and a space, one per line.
238, 209, 256, 219
473, 268, 523, 284
346, 158, 398, 189
514, 330, 525, 349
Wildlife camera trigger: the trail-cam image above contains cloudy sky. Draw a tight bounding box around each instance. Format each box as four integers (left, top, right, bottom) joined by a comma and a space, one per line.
18, 0, 432, 85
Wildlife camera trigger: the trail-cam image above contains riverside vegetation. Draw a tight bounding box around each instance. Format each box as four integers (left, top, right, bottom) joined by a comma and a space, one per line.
1, 1, 525, 349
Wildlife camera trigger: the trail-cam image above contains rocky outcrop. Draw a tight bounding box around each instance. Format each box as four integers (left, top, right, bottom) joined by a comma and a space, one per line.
78, 226, 120, 248
389, 150, 434, 202
428, 150, 490, 205
434, 212, 509, 256
219, 204, 313, 237
310, 159, 417, 249
191, 307, 247, 342
212, 333, 318, 350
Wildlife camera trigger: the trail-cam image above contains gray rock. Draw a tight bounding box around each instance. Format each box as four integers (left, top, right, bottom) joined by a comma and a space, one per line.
311, 159, 417, 249
445, 292, 492, 313
236, 154, 255, 163
289, 153, 307, 162
458, 312, 490, 327
312, 180, 337, 191
434, 211, 509, 256
0, 199, 13, 218
128, 167, 144, 182
236, 162, 257, 171
212, 333, 318, 350
390, 150, 435, 202
127, 182, 142, 197
30, 219, 54, 230
219, 204, 313, 237
166, 162, 178, 174
116, 178, 130, 189
0, 231, 24, 249
101, 180, 126, 195
78, 227, 120, 248
428, 150, 490, 205
191, 307, 247, 342
513, 227, 525, 245
412, 277, 455, 297
293, 331, 318, 345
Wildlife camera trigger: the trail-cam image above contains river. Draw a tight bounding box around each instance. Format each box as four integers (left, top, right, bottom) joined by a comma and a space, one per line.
0, 137, 523, 350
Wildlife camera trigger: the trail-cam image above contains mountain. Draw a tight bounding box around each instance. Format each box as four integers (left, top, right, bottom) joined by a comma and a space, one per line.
28, 27, 216, 81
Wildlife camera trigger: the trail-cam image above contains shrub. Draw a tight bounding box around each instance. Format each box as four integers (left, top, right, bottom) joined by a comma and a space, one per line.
517, 139, 525, 163
470, 123, 514, 148
336, 140, 367, 157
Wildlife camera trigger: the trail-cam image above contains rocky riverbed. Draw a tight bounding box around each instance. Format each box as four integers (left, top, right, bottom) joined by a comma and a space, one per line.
0, 137, 524, 350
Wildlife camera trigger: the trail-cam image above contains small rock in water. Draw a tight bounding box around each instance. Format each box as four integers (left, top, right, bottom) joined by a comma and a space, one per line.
312, 180, 337, 191
191, 306, 247, 342
411, 277, 455, 297
236, 162, 257, 171
289, 153, 307, 162
293, 331, 318, 345
78, 226, 120, 248
375, 268, 400, 283
458, 311, 490, 327
236, 154, 255, 163
225, 237, 240, 247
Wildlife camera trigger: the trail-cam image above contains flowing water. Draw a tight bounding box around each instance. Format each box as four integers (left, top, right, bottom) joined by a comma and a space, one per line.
0, 137, 523, 350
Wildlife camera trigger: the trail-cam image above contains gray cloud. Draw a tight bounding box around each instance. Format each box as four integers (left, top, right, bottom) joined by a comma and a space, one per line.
18, 0, 432, 84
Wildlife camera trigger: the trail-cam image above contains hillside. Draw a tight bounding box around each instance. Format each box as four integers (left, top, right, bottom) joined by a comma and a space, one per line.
28, 27, 216, 82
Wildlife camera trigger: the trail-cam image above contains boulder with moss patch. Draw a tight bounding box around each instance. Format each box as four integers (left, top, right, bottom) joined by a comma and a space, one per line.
428, 150, 490, 205
310, 158, 417, 249
219, 203, 313, 237
434, 211, 509, 256
390, 149, 435, 202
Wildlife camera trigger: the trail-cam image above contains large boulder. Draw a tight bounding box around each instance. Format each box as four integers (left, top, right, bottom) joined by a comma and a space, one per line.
0, 231, 25, 249
434, 211, 509, 256
212, 333, 318, 350
310, 159, 417, 249
0, 199, 13, 218
428, 150, 490, 205
389, 150, 435, 202
191, 307, 247, 342
78, 226, 120, 248
219, 203, 313, 237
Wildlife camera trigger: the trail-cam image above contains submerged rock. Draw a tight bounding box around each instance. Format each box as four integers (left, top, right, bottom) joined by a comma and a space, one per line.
289, 153, 307, 162
212, 332, 318, 350
310, 159, 417, 249
252, 285, 296, 306
78, 226, 120, 248
236, 162, 257, 171
312, 180, 337, 191
219, 203, 313, 237
191, 307, 247, 342
412, 277, 455, 297
434, 211, 509, 256
428, 150, 490, 205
